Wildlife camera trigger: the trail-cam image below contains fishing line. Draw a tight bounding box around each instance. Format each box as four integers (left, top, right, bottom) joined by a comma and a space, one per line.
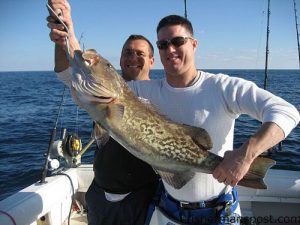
59, 95, 66, 138
78, 32, 85, 50
75, 106, 79, 135
54, 86, 67, 129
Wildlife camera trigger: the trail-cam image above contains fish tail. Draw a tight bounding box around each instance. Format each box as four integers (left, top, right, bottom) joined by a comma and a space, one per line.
238, 157, 275, 189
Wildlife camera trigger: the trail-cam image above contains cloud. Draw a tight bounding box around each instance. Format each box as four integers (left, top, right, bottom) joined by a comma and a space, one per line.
196, 47, 299, 69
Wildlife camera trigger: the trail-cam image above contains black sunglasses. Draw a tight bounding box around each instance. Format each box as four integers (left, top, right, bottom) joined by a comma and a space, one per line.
156, 36, 194, 50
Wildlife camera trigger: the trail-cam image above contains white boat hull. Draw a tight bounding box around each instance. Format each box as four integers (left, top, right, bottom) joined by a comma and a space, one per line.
0, 165, 299, 225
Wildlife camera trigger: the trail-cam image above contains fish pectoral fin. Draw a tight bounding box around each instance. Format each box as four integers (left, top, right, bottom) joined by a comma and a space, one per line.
107, 103, 125, 124
239, 157, 276, 189
155, 170, 195, 189
92, 122, 110, 148
180, 124, 213, 150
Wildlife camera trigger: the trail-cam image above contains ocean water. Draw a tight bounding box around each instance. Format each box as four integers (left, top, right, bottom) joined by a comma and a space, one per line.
0, 69, 299, 201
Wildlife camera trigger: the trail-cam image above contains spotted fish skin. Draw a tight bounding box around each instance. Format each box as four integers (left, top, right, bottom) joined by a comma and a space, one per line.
68, 49, 275, 189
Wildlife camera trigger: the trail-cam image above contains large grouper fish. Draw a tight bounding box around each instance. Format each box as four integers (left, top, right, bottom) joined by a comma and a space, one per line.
68, 48, 275, 189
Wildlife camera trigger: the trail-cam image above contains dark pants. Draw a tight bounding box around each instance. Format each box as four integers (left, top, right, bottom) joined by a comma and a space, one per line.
85, 180, 158, 225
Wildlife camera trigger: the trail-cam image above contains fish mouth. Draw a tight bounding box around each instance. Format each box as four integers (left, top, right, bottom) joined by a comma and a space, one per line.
71, 49, 118, 104
93, 95, 114, 103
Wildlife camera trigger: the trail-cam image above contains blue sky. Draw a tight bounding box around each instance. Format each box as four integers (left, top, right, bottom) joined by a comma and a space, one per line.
0, 0, 299, 71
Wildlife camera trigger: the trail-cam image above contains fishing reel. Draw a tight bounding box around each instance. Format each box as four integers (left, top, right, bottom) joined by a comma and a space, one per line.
64, 132, 82, 158
50, 128, 83, 168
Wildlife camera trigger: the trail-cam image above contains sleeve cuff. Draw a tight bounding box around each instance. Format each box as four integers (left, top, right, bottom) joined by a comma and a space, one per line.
263, 110, 300, 137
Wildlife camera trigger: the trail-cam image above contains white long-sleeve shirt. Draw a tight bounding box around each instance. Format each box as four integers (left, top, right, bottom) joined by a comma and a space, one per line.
58, 69, 299, 202
127, 71, 299, 201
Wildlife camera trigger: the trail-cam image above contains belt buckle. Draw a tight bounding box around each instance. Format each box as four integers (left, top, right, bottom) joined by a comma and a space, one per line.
179, 201, 190, 208
179, 201, 206, 209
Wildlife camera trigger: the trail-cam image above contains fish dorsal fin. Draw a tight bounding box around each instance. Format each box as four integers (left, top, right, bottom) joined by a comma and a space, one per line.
180, 124, 213, 150
107, 103, 125, 126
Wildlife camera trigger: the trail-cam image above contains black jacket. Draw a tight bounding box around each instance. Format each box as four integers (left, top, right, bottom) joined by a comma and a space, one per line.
93, 137, 159, 194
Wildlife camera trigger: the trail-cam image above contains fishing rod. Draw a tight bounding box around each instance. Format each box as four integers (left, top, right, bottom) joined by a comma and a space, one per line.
184, 0, 187, 19
40, 87, 66, 184
263, 0, 284, 153
263, 0, 270, 90
262, 0, 283, 153
293, 0, 300, 68
39, 3, 71, 184
40, 3, 95, 173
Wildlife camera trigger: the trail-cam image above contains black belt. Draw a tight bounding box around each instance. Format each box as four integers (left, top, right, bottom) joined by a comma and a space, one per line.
165, 192, 220, 209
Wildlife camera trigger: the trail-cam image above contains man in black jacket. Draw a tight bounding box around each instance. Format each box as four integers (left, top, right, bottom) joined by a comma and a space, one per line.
47, 1, 158, 224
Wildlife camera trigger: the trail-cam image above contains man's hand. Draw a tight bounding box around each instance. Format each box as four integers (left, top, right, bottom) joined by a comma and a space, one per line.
47, 0, 75, 49
213, 122, 285, 187
212, 148, 252, 187
47, 15, 69, 47
46, 0, 80, 72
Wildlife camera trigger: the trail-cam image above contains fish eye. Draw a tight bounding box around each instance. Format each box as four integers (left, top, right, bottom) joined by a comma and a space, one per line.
107, 63, 112, 68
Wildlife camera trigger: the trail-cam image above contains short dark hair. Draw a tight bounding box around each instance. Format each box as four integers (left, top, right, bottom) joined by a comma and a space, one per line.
156, 15, 194, 36
122, 34, 154, 57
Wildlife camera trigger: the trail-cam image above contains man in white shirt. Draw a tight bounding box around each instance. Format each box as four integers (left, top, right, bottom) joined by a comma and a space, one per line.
127, 14, 299, 224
